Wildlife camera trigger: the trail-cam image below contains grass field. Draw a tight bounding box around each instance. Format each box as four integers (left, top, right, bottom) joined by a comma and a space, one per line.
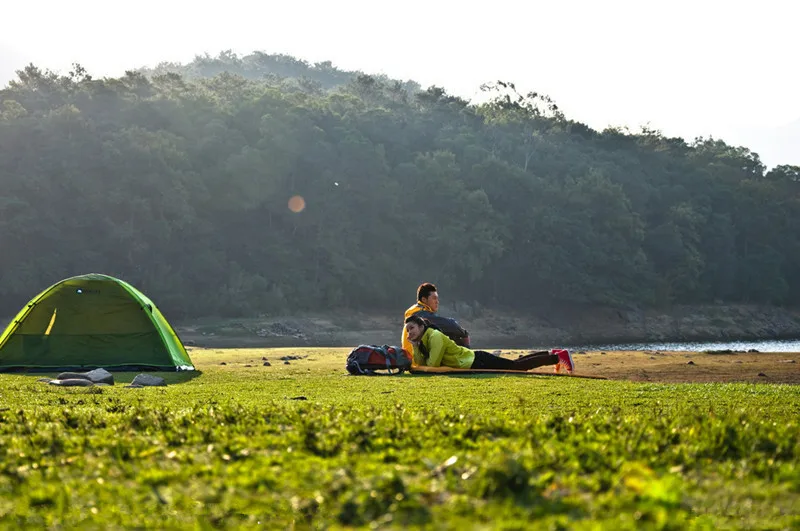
1, 348, 798, 529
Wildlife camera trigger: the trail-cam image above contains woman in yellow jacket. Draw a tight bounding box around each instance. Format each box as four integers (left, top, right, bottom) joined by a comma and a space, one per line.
404, 314, 574, 373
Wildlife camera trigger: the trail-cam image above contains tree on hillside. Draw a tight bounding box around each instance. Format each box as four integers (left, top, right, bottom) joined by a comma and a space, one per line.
1, 55, 798, 317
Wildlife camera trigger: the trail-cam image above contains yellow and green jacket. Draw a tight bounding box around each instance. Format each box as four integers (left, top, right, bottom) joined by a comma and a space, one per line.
402, 301, 434, 360
412, 327, 474, 369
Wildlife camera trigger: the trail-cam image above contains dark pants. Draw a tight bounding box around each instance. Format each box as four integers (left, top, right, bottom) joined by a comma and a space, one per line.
470, 350, 557, 371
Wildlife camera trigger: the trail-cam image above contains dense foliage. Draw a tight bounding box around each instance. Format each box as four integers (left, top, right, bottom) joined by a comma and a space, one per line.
2, 52, 799, 318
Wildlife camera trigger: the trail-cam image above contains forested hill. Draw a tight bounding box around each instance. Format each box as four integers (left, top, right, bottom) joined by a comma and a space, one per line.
1, 52, 799, 319
136, 50, 421, 94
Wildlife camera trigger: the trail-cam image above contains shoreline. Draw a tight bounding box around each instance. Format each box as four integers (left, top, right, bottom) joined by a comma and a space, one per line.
4, 302, 799, 350
171, 303, 800, 350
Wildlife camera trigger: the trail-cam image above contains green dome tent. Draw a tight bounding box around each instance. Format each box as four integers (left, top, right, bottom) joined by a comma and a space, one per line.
0, 274, 194, 371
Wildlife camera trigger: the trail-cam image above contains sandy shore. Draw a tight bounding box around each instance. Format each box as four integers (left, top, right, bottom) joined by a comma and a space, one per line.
525, 349, 800, 384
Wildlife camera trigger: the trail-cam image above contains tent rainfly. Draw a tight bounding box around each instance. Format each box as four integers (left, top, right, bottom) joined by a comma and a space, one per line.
0, 273, 194, 371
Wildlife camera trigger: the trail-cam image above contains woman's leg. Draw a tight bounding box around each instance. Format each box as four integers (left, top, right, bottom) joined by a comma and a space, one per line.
471, 350, 517, 370
471, 350, 559, 371
513, 352, 559, 370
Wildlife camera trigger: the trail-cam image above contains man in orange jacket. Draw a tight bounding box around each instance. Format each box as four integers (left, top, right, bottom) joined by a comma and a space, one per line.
402, 283, 470, 360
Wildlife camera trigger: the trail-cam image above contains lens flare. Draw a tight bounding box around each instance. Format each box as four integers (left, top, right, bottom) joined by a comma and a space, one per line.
288, 195, 306, 213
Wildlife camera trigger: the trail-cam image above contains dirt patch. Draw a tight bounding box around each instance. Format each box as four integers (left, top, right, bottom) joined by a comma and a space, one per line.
527, 350, 800, 384
187, 346, 800, 385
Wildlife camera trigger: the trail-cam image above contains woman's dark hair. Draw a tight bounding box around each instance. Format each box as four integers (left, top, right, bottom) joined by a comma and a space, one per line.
404, 314, 427, 327
405, 314, 431, 360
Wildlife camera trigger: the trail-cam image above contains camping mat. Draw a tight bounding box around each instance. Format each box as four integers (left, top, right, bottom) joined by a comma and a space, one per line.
409, 366, 608, 379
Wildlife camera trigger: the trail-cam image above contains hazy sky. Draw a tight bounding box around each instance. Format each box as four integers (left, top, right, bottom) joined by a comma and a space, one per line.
2, 0, 798, 166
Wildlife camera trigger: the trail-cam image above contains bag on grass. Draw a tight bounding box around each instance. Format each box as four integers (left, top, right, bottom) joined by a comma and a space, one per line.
346, 345, 411, 375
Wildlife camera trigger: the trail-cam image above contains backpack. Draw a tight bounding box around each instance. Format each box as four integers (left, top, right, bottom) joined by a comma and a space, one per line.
416, 312, 470, 347
346, 345, 412, 375
415, 318, 473, 362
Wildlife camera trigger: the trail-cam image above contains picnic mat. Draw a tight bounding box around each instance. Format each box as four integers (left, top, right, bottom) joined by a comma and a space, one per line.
409, 366, 607, 379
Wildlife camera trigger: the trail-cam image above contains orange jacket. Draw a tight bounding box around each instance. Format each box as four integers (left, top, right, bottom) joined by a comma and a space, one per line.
402, 301, 434, 361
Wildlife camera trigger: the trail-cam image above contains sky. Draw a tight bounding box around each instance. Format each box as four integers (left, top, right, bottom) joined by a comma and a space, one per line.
1, 0, 798, 167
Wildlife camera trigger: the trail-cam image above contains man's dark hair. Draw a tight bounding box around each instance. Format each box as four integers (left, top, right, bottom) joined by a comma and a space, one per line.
417, 282, 437, 302
405, 314, 427, 327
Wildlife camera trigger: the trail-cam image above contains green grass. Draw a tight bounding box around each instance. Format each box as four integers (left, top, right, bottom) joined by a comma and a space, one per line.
0, 348, 798, 529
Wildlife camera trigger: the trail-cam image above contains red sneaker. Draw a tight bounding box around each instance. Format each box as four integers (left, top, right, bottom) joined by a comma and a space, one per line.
552, 349, 574, 375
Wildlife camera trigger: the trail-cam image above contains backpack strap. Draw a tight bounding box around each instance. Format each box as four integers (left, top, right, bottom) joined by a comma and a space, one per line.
348, 345, 376, 375
375, 345, 397, 375
350, 351, 369, 375
381, 345, 408, 375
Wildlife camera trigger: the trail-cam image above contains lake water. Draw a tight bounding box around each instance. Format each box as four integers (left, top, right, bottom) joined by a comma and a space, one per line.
567, 338, 800, 353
